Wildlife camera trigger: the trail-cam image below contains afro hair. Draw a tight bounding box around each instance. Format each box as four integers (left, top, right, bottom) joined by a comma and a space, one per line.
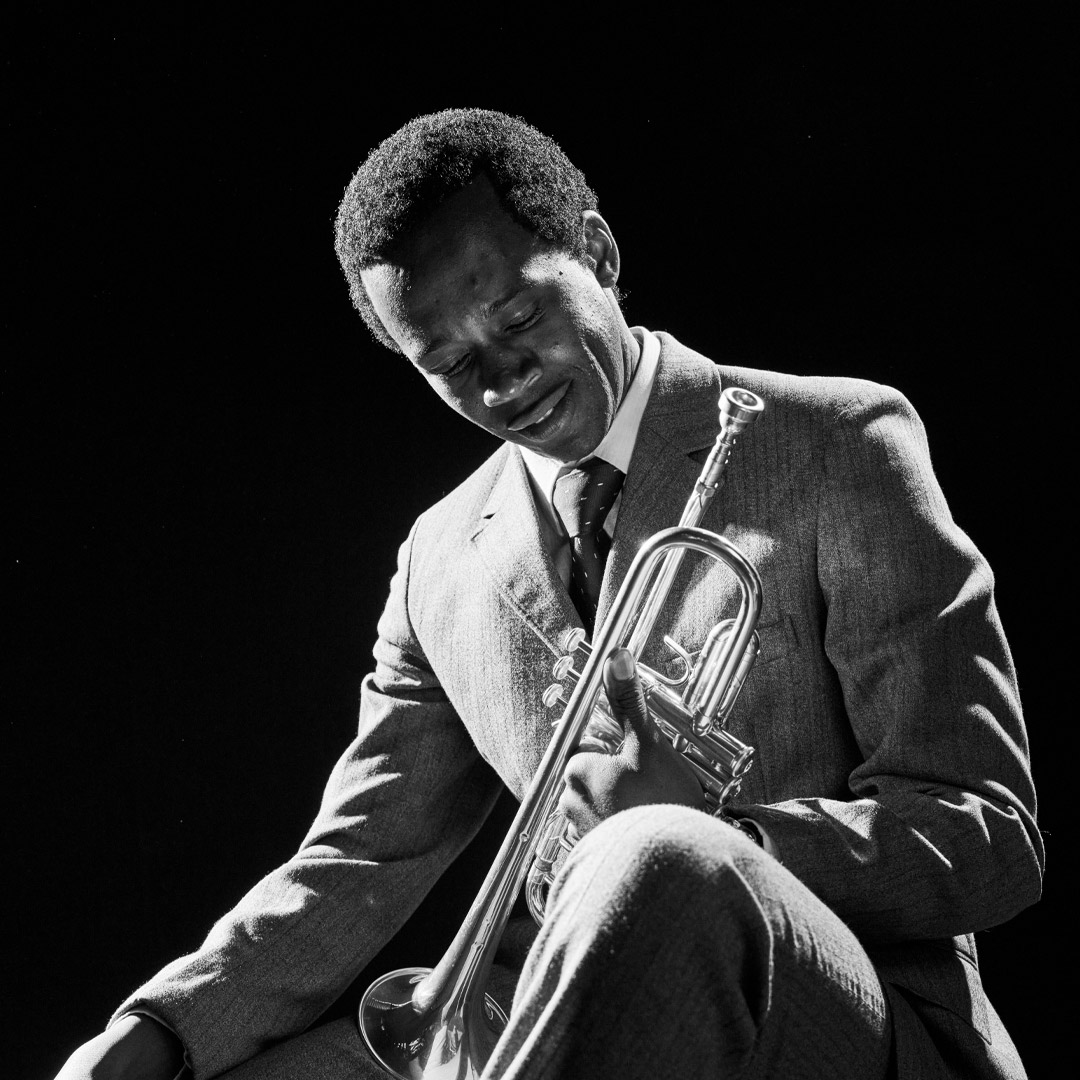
334, 109, 599, 351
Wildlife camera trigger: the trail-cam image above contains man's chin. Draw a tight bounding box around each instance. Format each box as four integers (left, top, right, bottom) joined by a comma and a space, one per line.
502, 395, 609, 463
514, 433, 604, 465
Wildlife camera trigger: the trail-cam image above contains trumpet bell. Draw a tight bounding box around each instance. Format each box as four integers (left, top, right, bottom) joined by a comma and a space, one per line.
360, 967, 508, 1079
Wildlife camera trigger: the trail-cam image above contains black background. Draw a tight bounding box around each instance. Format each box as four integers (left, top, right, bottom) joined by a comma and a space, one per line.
9, 8, 1070, 1077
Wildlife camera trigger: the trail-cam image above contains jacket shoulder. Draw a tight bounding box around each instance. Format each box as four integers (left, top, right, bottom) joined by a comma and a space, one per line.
654, 331, 913, 421
725, 364, 912, 424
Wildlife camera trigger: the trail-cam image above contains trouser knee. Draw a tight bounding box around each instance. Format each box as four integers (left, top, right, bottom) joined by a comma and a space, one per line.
555, 802, 764, 919
541, 802, 775, 988
526, 803, 774, 1047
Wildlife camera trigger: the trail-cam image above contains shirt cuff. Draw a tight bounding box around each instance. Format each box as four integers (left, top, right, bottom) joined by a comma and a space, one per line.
743, 817, 779, 859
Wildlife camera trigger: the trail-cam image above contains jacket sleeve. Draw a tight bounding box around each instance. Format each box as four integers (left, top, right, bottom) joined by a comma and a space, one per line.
738, 384, 1043, 943
109, 520, 504, 1078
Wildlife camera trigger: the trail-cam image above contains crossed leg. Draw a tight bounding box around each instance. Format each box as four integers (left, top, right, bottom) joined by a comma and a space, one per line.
481, 804, 892, 1080
219, 803, 892, 1079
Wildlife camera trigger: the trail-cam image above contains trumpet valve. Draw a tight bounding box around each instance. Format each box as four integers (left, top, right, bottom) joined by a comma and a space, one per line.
542, 684, 566, 710
552, 654, 577, 681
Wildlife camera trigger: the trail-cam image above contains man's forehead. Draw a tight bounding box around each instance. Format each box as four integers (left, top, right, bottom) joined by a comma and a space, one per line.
363, 231, 558, 343
362, 262, 409, 310
360, 262, 422, 350
362, 256, 473, 328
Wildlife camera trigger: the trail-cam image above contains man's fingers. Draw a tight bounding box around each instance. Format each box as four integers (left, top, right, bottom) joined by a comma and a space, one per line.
559, 752, 609, 837
603, 648, 657, 751
560, 651, 704, 830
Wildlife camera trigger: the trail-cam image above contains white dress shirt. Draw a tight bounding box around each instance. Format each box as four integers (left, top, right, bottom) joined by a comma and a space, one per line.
520, 326, 660, 587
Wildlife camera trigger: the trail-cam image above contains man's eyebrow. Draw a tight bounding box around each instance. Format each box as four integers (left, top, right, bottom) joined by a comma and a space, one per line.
480, 284, 528, 321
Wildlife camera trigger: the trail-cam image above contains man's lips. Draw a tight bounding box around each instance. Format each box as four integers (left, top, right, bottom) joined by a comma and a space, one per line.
507, 382, 571, 432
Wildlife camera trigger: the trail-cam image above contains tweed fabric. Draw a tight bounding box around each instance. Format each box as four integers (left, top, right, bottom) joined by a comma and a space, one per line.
213, 808, 896, 1080
111, 334, 1041, 1079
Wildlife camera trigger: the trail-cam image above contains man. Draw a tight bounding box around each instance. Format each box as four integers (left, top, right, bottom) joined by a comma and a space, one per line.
58, 109, 1041, 1079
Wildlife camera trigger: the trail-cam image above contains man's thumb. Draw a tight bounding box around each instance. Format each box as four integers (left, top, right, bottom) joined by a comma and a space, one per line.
603, 648, 656, 749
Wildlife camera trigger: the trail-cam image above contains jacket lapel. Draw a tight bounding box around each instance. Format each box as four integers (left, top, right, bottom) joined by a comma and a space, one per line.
596, 335, 725, 631
469, 446, 578, 655
469, 335, 729, 658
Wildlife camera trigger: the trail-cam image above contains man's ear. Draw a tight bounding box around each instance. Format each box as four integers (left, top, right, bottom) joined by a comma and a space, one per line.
582, 211, 620, 288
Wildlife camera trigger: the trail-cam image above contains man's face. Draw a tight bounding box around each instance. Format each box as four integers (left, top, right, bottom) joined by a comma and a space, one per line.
360, 177, 636, 464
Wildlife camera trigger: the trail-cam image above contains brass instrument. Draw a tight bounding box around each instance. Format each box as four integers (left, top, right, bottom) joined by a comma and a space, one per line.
359, 387, 765, 1079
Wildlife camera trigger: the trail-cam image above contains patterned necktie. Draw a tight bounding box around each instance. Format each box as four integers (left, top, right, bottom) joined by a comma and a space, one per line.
552, 458, 625, 633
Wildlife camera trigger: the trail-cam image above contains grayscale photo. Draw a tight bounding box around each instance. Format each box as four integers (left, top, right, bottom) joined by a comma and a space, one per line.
11, 9, 1065, 1079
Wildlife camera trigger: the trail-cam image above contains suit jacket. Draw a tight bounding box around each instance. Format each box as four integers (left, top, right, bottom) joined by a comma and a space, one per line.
117, 333, 1042, 1078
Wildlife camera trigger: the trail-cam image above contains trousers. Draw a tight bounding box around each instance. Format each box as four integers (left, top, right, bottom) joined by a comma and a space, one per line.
218, 804, 893, 1079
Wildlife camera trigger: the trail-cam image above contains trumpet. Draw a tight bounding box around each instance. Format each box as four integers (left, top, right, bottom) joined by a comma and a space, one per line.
358, 387, 766, 1079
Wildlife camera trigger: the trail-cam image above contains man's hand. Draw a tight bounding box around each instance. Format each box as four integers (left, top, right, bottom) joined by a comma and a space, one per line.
558, 648, 701, 837
54, 1014, 186, 1080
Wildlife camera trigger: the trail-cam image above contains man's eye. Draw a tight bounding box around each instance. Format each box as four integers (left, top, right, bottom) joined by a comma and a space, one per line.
508, 308, 543, 332
442, 353, 472, 378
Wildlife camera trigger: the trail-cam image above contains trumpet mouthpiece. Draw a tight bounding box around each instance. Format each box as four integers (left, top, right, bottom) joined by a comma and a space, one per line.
719, 387, 765, 436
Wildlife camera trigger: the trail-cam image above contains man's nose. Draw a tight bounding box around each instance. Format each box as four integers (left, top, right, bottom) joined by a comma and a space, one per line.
481, 351, 541, 408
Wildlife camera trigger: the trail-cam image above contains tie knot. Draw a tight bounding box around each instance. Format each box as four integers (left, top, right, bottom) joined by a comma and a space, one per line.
552, 458, 625, 539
